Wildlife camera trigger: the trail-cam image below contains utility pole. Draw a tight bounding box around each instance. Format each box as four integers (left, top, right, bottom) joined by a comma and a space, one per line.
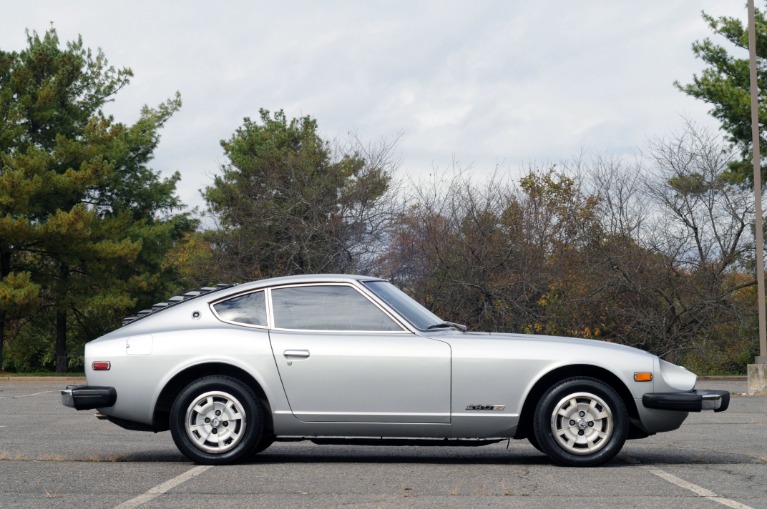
747, 0, 767, 394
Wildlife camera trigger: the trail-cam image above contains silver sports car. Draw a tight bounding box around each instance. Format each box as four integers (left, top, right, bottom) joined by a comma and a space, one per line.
62, 274, 729, 467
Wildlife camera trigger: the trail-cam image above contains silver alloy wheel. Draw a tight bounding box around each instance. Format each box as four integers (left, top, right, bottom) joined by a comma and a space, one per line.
184, 390, 247, 454
549, 391, 613, 455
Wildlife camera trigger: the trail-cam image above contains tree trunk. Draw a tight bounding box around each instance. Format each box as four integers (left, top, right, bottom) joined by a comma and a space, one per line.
0, 308, 5, 370
0, 250, 10, 369
55, 263, 69, 373
55, 309, 67, 373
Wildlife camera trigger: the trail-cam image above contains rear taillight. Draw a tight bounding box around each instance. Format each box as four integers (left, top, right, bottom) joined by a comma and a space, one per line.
92, 361, 111, 371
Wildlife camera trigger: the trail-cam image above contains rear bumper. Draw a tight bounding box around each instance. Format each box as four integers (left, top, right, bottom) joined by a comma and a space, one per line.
642, 389, 730, 413
61, 384, 117, 410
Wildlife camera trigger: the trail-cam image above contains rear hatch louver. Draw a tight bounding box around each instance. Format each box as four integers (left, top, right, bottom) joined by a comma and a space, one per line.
122, 284, 235, 326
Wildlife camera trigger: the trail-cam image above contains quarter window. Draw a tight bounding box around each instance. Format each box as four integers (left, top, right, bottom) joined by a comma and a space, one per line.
271, 285, 401, 331
213, 291, 267, 326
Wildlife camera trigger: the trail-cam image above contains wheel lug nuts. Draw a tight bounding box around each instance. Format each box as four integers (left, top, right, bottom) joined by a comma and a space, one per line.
215, 410, 221, 416
569, 420, 576, 426
212, 428, 218, 434
578, 430, 585, 436
588, 421, 594, 427
204, 418, 210, 423
579, 411, 585, 417
223, 421, 229, 427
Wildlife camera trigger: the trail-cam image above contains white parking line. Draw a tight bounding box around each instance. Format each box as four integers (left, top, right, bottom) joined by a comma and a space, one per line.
625, 457, 754, 509
642, 467, 753, 509
113, 465, 211, 509
0, 390, 57, 399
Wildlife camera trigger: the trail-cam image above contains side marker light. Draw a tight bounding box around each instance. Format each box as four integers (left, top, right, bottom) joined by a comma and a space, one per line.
92, 361, 111, 371
634, 372, 653, 382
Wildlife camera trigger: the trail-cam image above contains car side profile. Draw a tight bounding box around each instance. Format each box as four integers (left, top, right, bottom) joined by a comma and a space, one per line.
62, 274, 729, 467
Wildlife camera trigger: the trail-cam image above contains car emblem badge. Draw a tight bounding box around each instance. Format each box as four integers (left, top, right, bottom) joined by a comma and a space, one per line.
465, 404, 506, 411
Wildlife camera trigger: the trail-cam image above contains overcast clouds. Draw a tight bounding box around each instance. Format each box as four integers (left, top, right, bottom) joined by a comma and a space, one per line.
0, 1, 747, 211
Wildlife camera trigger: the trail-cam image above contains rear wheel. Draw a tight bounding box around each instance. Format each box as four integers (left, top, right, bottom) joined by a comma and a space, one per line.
170, 376, 264, 464
527, 433, 543, 452
253, 433, 275, 454
533, 377, 628, 467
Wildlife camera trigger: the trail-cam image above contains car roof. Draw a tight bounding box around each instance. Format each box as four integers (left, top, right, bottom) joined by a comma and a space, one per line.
121, 274, 386, 326
232, 273, 385, 292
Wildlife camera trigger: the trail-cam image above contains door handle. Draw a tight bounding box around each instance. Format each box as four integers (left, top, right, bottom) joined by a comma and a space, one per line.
283, 349, 310, 359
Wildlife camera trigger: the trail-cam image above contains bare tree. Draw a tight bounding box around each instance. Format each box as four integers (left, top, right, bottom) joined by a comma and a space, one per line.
584, 123, 758, 365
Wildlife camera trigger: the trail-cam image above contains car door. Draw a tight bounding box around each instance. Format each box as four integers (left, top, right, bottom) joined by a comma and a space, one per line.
268, 283, 451, 423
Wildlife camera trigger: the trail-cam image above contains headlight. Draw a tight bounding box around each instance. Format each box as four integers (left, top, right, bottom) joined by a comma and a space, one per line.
657, 359, 697, 391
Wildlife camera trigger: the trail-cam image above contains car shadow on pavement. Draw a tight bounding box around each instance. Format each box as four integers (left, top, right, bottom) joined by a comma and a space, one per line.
9, 444, 761, 466
620, 449, 766, 465
245, 451, 551, 467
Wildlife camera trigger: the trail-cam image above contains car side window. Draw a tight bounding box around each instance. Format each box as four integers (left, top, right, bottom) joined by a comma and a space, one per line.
271, 285, 402, 331
213, 291, 267, 326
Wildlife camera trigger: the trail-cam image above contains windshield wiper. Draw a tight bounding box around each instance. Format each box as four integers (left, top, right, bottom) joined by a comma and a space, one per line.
426, 321, 467, 332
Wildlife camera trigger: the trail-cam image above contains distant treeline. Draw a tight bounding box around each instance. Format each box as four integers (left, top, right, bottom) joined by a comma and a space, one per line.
0, 26, 763, 373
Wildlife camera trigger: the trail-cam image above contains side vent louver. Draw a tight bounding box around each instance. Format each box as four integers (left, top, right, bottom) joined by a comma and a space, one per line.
122, 283, 236, 327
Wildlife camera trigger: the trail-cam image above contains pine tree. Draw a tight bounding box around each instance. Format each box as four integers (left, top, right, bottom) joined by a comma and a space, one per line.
0, 29, 192, 371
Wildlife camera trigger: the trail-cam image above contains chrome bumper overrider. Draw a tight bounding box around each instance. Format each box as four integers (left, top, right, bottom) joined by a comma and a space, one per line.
61, 384, 117, 410
642, 390, 730, 413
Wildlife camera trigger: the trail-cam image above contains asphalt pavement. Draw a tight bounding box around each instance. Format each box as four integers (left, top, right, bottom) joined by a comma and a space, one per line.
0, 378, 764, 509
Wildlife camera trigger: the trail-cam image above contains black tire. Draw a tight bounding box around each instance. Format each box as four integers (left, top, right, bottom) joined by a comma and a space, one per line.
170, 375, 264, 465
252, 434, 275, 455
533, 377, 628, 467
527, 433, 543, 452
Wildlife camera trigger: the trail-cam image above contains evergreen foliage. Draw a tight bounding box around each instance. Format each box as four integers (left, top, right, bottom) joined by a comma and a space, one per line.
200, 109, 392, 282
0, 29, 193, 371
676, 4, 767, 182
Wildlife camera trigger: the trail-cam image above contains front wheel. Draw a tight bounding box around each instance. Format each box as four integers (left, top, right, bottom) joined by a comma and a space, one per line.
533, 377, 628, 467
527, 433, 543, 452
170, 376, 264, 465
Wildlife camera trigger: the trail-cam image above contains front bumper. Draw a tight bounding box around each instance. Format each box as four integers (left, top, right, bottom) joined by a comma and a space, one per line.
642, 389, 730, 413
61, 384, 117, 410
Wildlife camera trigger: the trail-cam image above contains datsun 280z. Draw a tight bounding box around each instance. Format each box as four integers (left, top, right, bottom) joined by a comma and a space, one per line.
62, 274, 729, 467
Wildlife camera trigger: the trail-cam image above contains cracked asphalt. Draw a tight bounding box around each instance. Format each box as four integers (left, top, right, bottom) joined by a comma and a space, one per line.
0, 378, 764, 508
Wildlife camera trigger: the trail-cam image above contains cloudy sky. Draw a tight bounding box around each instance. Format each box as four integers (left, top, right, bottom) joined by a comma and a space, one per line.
0, 1, 747, 211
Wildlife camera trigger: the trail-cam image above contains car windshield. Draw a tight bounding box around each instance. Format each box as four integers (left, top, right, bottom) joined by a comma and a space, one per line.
362, 280, 444, 330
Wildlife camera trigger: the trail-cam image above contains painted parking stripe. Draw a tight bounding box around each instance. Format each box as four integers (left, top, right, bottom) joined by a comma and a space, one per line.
642, 467, 753, 509
625, 457, 754, 509
0, 390, 57, 399
113, 465, 211, 509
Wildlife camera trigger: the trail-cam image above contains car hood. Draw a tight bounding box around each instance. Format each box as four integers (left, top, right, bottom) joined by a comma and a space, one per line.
431, 330, 655, 359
